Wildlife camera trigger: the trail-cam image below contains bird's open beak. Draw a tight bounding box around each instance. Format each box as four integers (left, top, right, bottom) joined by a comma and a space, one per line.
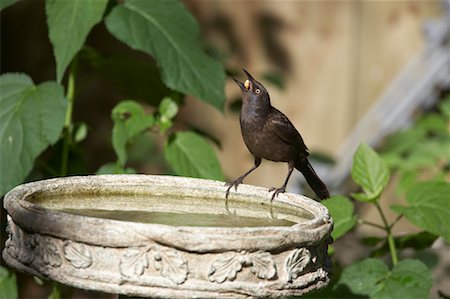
242, 69, 255, 91
233, 69, 256, 92
232, 77, 246, 91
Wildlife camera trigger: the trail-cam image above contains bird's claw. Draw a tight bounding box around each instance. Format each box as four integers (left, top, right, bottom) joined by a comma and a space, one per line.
269, 186, 286, 201
225, 179, 242, 199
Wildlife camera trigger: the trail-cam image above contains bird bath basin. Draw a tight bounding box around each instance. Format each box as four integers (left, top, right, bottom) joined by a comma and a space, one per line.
2, 175, 332, 298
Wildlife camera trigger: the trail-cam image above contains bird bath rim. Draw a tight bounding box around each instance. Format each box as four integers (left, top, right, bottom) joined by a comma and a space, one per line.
3, 174, 333, 298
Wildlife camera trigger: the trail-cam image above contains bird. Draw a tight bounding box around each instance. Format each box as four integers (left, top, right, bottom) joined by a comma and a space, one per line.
225, 69, 330, 201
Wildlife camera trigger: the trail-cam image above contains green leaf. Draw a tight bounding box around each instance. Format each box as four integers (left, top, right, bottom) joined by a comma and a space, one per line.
383, 128, 425, 155
0, 73, 66, 196
46, 0, 108, 82
159, 97, 178, 120
165, 131, 224, 180
0, 0, 16, 11
336, 258, 388, 296
73, 122, 88, 143
337, 259, 432, 299
416, 113, 448, 134
80, 47, 173, 106
105, 0, 225, 111
375, 259, 432, 299
157, 97, 178, 133
351, 143, 390, 201
0, 266, 17, 299
96, 163, 136, 174
322, 196, 356, 240
112, 100, 154, 167
395, 169, 417, 196
351, 192, 375, 202
391, 181, 450, 242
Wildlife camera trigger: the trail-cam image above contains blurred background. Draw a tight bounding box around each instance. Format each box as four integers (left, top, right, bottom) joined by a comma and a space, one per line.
1, 0, 449, 298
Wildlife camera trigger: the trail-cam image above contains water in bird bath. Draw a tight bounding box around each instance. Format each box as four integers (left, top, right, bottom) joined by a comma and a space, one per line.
27, 191, 312, 227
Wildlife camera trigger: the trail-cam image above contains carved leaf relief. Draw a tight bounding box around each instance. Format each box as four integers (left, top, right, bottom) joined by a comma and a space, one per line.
119, 247, 150, 278
34, 236, 62, 268
5, 219, 35, 265
64, 241, 93, 269
208, 252, 243, 283
285, 248, 311, 282
153, 250, 188, 285
249, 251, 276, 279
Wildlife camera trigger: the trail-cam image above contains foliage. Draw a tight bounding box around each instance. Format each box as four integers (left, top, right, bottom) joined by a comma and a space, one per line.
0, 74, 66, 195
0, 0, 226, 297
104, 0, 225, 111
322, 196, 356, 240
381, 96, 450, 195
0, 0, 226, 198
0, 266, 17, 299
311, 115, 449, 299
338, 259, 432, 299
317, 97, 450, 299
392, 181, 450, 242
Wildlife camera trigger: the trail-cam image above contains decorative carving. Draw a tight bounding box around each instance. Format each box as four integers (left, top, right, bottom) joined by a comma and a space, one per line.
285, 248, 311, 282
119, 246, 189, 284
208, 250, 276, 283
2, 175, 333, 298
119, 247, 150, 278
153, 249, 188, 284
64, 241, 92, 269
249, 251, 276, 279
5, 218, 35, 265
208, 252, 243, 283
34, 235, 62, 268
5, 219, 61, 269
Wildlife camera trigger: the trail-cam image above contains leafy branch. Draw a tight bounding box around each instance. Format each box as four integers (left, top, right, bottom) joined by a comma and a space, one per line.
320, 139, 449, 299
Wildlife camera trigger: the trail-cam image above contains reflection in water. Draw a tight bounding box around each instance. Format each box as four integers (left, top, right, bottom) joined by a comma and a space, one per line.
29, 191, 313, 228
57, 209, 296, 227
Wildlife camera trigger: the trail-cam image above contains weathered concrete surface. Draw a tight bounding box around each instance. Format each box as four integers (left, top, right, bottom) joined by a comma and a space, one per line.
3, 175, 333, 298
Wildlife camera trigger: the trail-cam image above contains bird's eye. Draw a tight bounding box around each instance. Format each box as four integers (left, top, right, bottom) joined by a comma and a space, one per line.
255, 89, 261, 94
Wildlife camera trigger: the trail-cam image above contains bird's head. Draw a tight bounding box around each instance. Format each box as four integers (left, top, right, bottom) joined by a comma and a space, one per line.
233, 69, 269, 103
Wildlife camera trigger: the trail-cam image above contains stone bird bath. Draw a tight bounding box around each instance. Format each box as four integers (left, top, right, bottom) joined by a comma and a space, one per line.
2, 175, 332, 298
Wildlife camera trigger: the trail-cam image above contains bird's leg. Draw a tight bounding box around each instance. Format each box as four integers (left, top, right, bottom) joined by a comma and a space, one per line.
225, 157, 261, 199
269, 162, 294, 201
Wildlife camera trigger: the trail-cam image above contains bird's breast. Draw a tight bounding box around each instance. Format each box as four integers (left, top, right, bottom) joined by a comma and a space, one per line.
240, 116, 296, 162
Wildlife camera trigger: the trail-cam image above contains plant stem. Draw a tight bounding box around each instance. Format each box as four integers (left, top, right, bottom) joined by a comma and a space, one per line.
389, 213, 404, 230
60, 58, 78, 176
375, 202, 398, 265
358, 219, 386, 231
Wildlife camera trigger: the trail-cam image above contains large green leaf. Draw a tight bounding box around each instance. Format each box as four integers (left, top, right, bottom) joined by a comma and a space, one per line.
0, 73, 66, 196
351, 143, 390, 201
337, 258, 432, 299
322, 196, 356, 240
46, 0, 108, 82
105, 0, 225, 111
391, 181, 450, 242
111, 100, 154, 167
165, 131, 224, 180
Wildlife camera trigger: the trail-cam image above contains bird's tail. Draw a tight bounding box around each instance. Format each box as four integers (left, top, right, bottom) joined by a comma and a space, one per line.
294, 157, 330, 200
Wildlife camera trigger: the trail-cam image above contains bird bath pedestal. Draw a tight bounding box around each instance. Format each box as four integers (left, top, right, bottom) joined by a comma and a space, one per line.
2, 175, 333, 298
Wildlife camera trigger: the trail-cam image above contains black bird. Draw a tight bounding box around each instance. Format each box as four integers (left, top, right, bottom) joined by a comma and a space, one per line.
226, 69, 330, 201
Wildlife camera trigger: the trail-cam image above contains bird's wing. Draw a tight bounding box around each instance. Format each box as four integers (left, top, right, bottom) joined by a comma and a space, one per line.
268, 108, 309, 151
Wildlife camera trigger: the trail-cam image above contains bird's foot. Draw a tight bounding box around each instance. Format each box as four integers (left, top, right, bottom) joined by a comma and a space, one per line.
269, 186, 286, 201
225, 178, 244, 199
